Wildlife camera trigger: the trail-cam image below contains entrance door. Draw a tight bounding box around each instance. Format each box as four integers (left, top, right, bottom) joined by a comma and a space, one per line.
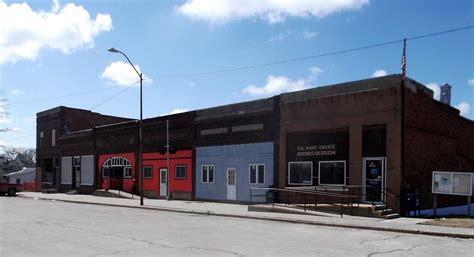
226, 168, 237, 200
160, 168, 167, 197
363, 158, 385, 203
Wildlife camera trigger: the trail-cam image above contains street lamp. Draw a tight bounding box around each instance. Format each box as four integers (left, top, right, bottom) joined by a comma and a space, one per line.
108, 47, 144, 206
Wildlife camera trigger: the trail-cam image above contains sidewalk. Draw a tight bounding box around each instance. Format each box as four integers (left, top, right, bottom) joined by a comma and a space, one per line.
19, 192, 474, 239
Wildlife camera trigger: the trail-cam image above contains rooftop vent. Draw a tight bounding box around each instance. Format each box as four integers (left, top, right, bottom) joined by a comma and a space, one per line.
440, 83, 451, 105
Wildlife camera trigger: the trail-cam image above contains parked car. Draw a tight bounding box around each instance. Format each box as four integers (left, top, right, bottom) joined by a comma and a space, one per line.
0, 181, 23, 196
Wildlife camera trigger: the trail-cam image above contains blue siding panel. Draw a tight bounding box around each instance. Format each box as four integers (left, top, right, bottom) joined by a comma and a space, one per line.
196, 142, 273, 202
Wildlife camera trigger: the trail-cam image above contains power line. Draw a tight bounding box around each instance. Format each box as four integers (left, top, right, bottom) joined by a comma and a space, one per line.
89, 81, 138, 110
153, 25, 474, 80
4, 82, 139, 143
8, 86, 121, 106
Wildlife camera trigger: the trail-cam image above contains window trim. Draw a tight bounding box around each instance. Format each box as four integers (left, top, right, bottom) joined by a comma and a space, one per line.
51, 129, 56, 147
201, 164, 215, 184
174, 165, 187, 180
73, 156, 81, 167
249, 163, 265, 184
102, 167, 110, 178
143, 166, 153, 179
288, 161, 313, 186
318, 160, 346, 186
123, 166, 132, 178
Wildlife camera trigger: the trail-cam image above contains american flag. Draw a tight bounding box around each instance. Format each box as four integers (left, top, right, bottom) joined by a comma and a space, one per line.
401, 38, 406, 82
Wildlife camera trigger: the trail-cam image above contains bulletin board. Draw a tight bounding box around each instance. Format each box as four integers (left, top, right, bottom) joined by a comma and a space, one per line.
432, 171, 473, 196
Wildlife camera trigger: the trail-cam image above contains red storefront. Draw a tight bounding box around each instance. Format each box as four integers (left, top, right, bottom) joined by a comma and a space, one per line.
97, 150, 192, 200
98, 153, 136, 193
142, 150, 193, 200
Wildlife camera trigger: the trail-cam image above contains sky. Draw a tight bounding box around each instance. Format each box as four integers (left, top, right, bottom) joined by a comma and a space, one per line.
0, 0, 473, 149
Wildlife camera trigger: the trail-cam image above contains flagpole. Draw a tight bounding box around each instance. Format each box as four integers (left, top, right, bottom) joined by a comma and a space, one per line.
400, 38, 406, 215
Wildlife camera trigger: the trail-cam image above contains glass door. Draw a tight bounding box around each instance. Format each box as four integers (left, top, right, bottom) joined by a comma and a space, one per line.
363, 157, 385, 203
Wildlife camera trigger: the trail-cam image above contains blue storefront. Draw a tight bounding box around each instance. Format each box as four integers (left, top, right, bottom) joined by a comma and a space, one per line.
195, 142, 274, 203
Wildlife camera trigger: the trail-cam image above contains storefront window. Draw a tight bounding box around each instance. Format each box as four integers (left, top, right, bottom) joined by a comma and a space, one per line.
175, 165, 187, 179
288, 162, 313, 185
319, 161, 346, 185
249, 164, 265, 184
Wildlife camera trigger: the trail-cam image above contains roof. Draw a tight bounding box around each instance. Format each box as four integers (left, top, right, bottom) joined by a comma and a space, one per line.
4, 167, 36, 177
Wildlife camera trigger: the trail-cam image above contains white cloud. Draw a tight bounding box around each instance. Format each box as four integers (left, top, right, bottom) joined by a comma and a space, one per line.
468, 79, 474, 87
0, 99, 10, 124
456, 102, 470, 116
10, 90, 26, 96
158, 108, 189, 117
177, 0, 370, 24
303, 29, 317, 39
101, 61, 152, 87
243, 66, 322, 97
372, 69, 387, 78
425, 83, 441, 100
243, 76, 308, 96
0, 0, 112, 65
268, 29, 292, 42
169, 109, 189, 115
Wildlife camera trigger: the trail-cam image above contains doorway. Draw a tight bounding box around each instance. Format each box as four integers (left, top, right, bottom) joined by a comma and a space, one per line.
226, 168, 237, 200
160, 168, 168, 197
362, 157, 385, 203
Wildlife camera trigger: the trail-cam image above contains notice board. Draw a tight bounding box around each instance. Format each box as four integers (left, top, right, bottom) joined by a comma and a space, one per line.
432, 171, 473, 196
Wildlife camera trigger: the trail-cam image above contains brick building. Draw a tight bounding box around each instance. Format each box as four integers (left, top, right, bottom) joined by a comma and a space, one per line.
36, 75, 474, 214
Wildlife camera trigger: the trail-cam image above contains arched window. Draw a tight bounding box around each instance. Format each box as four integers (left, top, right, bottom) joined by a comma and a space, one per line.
102, 157, 132, 179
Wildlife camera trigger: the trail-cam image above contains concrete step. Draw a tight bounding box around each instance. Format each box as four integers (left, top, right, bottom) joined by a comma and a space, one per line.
66, 190, 78, 195
383, 213, 400, 219
92, 189, 138, 199
41, 189, 58, 194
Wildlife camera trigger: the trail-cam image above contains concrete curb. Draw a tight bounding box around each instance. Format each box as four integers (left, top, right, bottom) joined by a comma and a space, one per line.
19, 195, 474, 239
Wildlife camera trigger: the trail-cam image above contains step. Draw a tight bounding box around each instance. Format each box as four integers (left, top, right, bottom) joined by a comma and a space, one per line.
66, 190, 78, 195
383, 213, 400, 219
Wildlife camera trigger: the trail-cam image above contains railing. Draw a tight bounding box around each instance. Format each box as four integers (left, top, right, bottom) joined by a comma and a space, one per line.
250, 185, 400, 217
250, 187, 359, 217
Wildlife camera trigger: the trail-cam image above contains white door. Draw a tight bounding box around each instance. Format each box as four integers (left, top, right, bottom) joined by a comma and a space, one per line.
362, 157, 386, 203
160, 168, 167, 197
226, 168, 237, 200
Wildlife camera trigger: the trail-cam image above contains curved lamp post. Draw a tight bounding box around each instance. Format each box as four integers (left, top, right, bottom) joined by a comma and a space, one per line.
108, 47, 144, 206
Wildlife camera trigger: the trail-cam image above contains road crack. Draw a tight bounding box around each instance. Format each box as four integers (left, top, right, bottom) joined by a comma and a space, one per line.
367, 244, 423, 256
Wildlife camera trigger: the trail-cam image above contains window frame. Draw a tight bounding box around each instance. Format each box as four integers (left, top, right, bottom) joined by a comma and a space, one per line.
288, 161, 313, 186
174, 165, 187, 180
123, 166, 132, 178
249, 164, 265, 184
318, 160, 346, 186
143, 166, 153, 179
201, 164, 215, 184
102, 167, 110, 178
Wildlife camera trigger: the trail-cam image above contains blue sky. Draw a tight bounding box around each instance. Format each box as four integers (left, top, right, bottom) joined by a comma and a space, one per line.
1, 0, 473, 149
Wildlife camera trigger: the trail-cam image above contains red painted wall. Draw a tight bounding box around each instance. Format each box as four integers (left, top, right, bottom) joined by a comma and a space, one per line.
142, 150, 193, 198
97, 151, 193, 198
97, 152, 136, 193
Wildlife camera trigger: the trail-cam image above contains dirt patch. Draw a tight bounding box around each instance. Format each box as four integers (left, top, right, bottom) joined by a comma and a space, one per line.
422, 218, 474, 229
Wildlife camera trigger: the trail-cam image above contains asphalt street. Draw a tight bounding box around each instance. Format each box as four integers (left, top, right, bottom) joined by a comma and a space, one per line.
0, 197, 472, 256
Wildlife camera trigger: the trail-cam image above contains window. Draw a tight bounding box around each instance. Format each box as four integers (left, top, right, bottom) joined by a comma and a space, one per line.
175, 165, 187, 179
319, 161, 346, 186
143, 166, 153, 179
73, 156, 81, 167
201, 165, 214, 183
39, 131, 44, 147
288, 162, 313, 185
16, 178, 21, 184
103, 167, 110, 178
111, 157, 123, 167
51, 129, 56, 146
123, 167, 132, 178
249, 164, 265, 184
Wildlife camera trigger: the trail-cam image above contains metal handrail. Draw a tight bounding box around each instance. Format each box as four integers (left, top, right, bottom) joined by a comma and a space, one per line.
250, 187, 359, 217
